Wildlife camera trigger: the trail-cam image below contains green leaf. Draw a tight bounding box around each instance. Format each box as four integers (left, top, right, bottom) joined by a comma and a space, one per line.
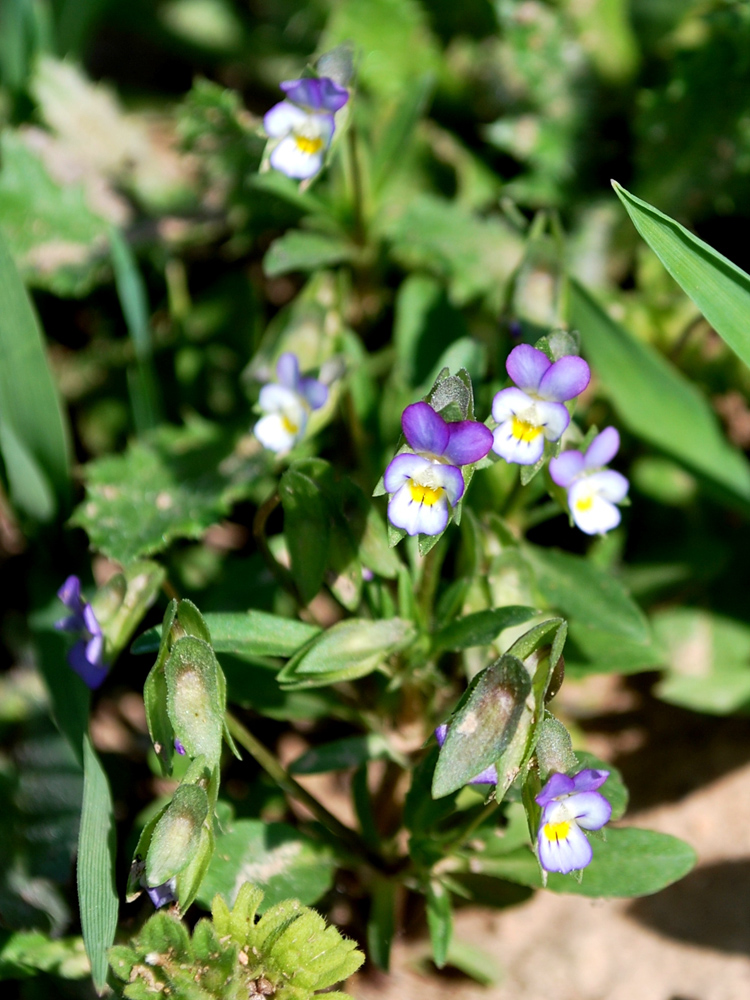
371, 73, 434, 193
432, 606, 538, 653
279, 465, 331, 605
425, 880, 452, 970
134, 610, 321, 659
443, 938, 501, 986
367, 878, 396, 972
33, 629, 90, 767
0, 224, 71, 514
78, 735, 118, 995
569, 278, 750, 501
288, 734, 403, 775
652, 608, 750, 715
146, 784, 210, 887
165, 637, 224, 767
278, 617, 417, 689
613, 181, 750, 373
0, 932, 89, 981
474, 827, 696, 898
196, 819, 335, 912
432, 654, 532, 799
263, 230, 355, 278
0, 419, 56, 521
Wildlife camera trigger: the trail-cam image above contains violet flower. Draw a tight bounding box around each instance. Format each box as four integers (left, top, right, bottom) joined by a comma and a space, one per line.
174, 738, 186, 756
549, 426, 629, 535
492, 345, 590, 465
145, 877, 177, 909
254, 352, 328, 453
55, 576, 108, 690
536, 768, 611, 874
434, 723, 498, 785
264, 76, 349, 179
384, 402, 492, 536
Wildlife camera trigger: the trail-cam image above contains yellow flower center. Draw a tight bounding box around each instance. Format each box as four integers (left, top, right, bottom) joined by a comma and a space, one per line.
295, 135, 324, 155
542, 820, 572, 842
409, 481, 443, 506
575, 495, 594, 512
282, 415, 299, 435
511, 416, 543, 443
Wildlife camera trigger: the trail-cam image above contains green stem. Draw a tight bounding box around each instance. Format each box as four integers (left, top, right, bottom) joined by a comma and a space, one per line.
226, 712, 379, 871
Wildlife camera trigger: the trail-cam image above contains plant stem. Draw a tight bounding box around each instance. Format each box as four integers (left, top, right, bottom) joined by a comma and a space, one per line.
226, 711, 380, 871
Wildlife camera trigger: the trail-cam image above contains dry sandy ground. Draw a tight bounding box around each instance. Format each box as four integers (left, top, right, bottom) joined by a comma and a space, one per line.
350, 681, 750, 1000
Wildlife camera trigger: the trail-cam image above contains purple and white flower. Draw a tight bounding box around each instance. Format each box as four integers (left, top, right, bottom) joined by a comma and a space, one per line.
536, 768, 612, 874
492, 345, 590, 466
384, 402, 492, 536
144, 877, 177, 909
55, 575, 108, 690
434, 723, 498, 785
549, 427, 629, 535
264, 76, 349, 179
254, 352, 328, 453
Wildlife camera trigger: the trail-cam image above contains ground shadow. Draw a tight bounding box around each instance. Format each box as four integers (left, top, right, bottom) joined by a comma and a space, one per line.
628, 859, 750, 955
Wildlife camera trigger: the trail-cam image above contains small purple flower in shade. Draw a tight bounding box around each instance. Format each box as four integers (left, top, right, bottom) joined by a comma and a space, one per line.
434, 724, 498, 785
491, 345, 591, 466
383, 402, 493, 537
535, 768, 612, 874
549, 427, 629, 535
254, 352, 328, 453
264, 76, 349, 179
174, 738, 186, 756
55, 576, 108, 690
145, 877, 177, 909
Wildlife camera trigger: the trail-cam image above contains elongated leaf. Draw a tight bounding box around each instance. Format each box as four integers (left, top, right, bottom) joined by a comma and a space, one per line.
432, 606, 538, 653
426, 880, 452, 969
279, 465, 331, 605
78, 736, 118, 995
613, 181, 750, 372
132, 610, 320, 659
263, 231, 355, 278
0, 225, 71, 512
367, 878, 396, 972
570, 278, 750, 500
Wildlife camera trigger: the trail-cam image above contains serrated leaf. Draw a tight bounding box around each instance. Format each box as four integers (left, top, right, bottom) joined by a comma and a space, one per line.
433, 654, 532, 798
432, 606, 538, 653
78, 736, 118, 995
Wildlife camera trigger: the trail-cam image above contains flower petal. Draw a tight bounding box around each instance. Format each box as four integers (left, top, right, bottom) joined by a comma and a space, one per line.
269, 135, 324, 179
434, 723, 448, 747
83, 603, 102, 639
443, 420, 493, 466
568, 480, 622, 535
258, 383, 303, 416
387, 483, 450, 536
549, 449, 585, 488
263, 100, 308, 137
492, 419, 545, 466
424, 463, 465, 506
276, 352, 300, 390
146, 878, 177, 909
281, 77, 349, 112
535, 400, 570, 441
57, 575, 83, 612
468, 764, 499, 785
570, 790, 612, 831
491, 387, 535, 424
585, 426, 620, 469
401, 402, 449, 456
538, 818, 592, 874
538, 355, 590, 402
254, 413, 304, 453
536, 772, 576, 807
68, 641, 108, 690
570, 768, 610, 793
588, 469, 629, 503
300, 377, 328, 410
383, 453, 431, 494
506, 344, 550, 392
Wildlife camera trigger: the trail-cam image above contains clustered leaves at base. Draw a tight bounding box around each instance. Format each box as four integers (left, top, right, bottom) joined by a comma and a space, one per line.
109, 882, 363, 1000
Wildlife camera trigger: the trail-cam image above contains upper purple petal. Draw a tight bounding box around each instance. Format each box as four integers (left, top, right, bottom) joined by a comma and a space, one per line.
280, 77, 349, 113
549, 449, 585, 488
276, 353, 300, 390
506, 345, 551, 393
537, 356, 591, 402
585, 427, 620, 469
536, 771, 575, 807
82, 603, 102, 639
383, 453, 432, 494
443, 421, 493, 466
570, 768, 610, 793
67, 641, 108, 690
401, 402, 450, 456
299, 377, 328, 410
57, 576, 83, 613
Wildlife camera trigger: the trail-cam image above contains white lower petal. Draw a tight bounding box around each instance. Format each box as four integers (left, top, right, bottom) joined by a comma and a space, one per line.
388, 483, 449, 536
538, 819, 592, 874
270, 135, 324, 179
264, 101, 309, 137
569, 480, 622, 535
254, 413, 300, 452
492, 419, 545, 465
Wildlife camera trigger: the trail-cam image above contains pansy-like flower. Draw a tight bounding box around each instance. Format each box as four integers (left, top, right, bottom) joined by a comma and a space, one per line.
384, 402, 492, 536
55, 575, 108, 690
434, 723, 498, 785
264, 77, 349, 179
492, 345, 590, 465
254, 352, 328, 453
536, 768, 611, 874
144, 877, 177, 910
549, 427, 629, 535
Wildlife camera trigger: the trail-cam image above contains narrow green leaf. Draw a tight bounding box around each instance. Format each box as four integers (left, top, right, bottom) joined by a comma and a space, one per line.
613, 180, 750, 372
432, 606, 538, 653
367, 878, 396, 971
279, 466, 331, 605
133, 610, 321, 659
263, 230, 355, 278
444, 938, 501, 986
0, 225, 71, 509
288, 734, 403, 774
0, 418, 56, 520
78, 735, 118, 995
426, 880, 452, 969
570, 278, 750, 500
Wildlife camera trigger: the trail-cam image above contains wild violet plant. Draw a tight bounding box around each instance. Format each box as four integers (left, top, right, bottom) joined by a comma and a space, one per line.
9, 37, 714, 1000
